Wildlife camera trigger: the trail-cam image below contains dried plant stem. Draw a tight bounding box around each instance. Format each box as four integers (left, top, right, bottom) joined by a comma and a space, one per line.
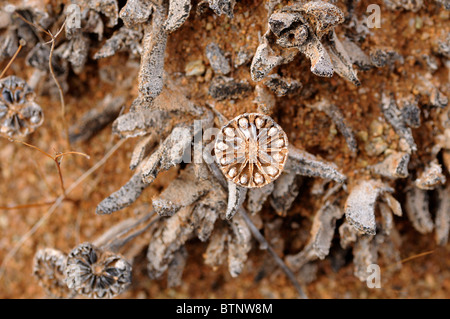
106, 214, 161, 253
239, 208, 308, 299
0, 138, 126, 280
93, 211, 156, 248
47, 22, 70, 148
400, 250, 434, 264
0, 41, 24, 79
4, 138, 89, 202
14, 12, 70, 147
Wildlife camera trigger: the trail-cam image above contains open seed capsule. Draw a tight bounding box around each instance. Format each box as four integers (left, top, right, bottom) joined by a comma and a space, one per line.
214, 113, 289, 188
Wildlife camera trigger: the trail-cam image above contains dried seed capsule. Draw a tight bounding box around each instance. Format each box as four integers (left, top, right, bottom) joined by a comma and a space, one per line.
33, 248, 75, 299
0, 76, 44, 137
215, 113, 288, 188
65, 243, 132, 299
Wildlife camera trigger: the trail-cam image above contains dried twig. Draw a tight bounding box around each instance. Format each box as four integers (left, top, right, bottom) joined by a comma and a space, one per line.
239, 208, 308, 299
0, 139, 126, 280
0, 40, 25, 79
15, 13, 69, 147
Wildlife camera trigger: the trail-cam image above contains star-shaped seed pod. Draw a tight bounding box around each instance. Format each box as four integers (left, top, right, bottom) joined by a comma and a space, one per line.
215, 113, 289, 188
0, 75, 44, 137
33, 248, 75, 299
65, 243, 132, 299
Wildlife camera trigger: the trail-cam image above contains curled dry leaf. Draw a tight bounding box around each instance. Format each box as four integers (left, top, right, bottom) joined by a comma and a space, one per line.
345, 180, 393, 235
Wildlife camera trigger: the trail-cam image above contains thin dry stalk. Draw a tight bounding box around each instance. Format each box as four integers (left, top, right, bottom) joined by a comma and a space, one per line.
0, 138, 126, 279
239, 208, 308, 299
0, 40, 24, 79
14, 13, 70, 147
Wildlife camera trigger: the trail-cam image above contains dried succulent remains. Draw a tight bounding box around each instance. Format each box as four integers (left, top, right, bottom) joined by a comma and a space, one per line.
0, 76, 43, 137
65, 243, 132, 299
33, 248, 74, 299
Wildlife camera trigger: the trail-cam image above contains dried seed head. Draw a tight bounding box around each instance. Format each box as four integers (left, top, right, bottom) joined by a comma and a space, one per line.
33, 248, 75, 299
215, 113, 289, 188
65, 243, 132, 299
0, 76, 44, 137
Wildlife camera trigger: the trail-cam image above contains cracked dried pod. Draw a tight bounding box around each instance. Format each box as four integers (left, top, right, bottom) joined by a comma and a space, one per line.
33, 248, 75, 299
215, 113, 288, 188
65, 243, 132, 299
0, 75, 44, 137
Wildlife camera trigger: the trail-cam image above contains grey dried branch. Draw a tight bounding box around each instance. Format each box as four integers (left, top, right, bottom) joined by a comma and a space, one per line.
151, 78, 204, 114
209, 75, 252, 100
285, 145, 346, 183
69, 95, 125, 144
208, 0, 236, 18
269, 171, 300, 216
94, 26, 143, 59
307, 99, 357, 153
301, 1, 344, 39
0, 75, 44, 137
33, 248, 75, 299
60, 33, 90, 74
345, 180, 393, 235
129, 134, 156, 170
120, 0, 154, 28
383, 0, 423, 12
375, 230, 402, 272
227, 213, 252, 277
167, 247, 188, 288
0, 30, 19, 62
341, 37, 373, 71
26, 42, 66, 75
263, 74, 302, 97
379, 202, 394, 235
414, 160, 446, 190
146, 206, 195, 279
112, 106, 171, 139
254, 84, 276, 114
286, 202, 343, 271
405, 187, 434, 234
206, 42, 231, 75
238, 208, 308, 299
225, 181, 247, 219
435, 185, 450, 245
267, 4, 344, 78
204, 225, 228, 269
322, 31, 360, 85
65, 243, 132, 299
400, 98, 421, 128
250, 32, 297, 82
435, 0, 450, 10
339, 221, 358, 249
370, 151, 410, 179
381, 192, 403, 217
193, 188, 227, 241
370, 47, 403, 68
138, 3, 168, 102
80, 0, 119, 27
96, 168, 150, 215
153, 166, 212, 217
141, 125, 194, 184
164, 0, 191, 33
247, 183, 274, 215
353, 235, 376, 282
381, 93, 417, 153
234, 47, 253, 68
